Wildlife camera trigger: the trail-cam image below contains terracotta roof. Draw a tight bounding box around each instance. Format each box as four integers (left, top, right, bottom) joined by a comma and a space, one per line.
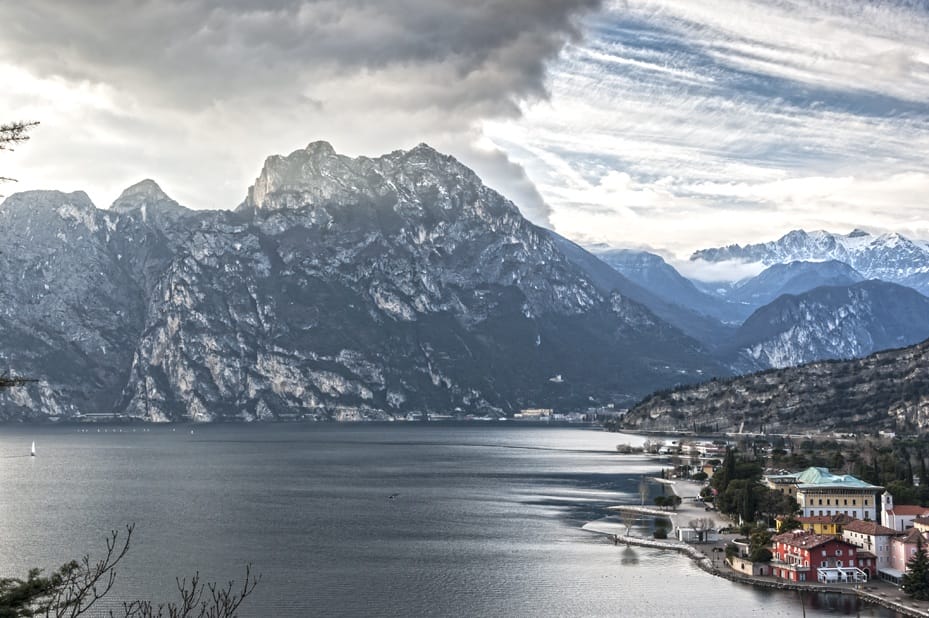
914, 516, 929, 526
797, 514, 855, 525
887, 505, 929, 516
898, 528, 927, 544
773, 530, 851, 550
843, 520, 899, 536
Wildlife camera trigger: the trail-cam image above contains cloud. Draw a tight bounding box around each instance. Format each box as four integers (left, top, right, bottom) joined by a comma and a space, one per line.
0, 0, 600, 220
482, 0, 929, 256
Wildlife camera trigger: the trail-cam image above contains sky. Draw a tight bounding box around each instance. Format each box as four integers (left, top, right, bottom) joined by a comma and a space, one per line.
3, 0, 929, 264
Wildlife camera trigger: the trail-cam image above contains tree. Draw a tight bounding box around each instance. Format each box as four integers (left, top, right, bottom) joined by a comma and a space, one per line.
0, 526, 259, 617
1, 121, 38, 184
687, 517, 715, 543
903, 537, 929, 601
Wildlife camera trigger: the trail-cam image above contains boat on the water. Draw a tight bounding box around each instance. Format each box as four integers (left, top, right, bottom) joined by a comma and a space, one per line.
30, 441, 35, 457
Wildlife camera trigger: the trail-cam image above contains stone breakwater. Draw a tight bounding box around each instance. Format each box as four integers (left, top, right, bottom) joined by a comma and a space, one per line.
606, 533, 928, 618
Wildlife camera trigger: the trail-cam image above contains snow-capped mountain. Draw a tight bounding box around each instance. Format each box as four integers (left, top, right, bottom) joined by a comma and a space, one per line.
0, 142, 724, 421
692, 229, 929, 295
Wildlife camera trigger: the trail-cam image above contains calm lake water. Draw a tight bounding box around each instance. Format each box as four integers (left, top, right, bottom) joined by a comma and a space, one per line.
0, 424, 898, 617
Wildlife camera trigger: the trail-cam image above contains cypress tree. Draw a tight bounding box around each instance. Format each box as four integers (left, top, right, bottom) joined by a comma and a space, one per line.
903, 537, 929, 601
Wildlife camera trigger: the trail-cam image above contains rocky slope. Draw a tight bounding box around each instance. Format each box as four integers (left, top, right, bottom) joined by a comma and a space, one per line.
545, 237, 735, 347
0, 142, 725, 421
591, 248, 745, 325
622, 337, 929, 434
724, 260, 864, 313
727, 280, 929, 369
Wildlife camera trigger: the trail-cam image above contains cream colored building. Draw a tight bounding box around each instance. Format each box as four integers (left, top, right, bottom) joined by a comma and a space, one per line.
765, 467, 883, 521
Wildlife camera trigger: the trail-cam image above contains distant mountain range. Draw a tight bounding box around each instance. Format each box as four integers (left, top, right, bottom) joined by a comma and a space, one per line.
4, 141, 929, 423
0, 142, 723, 421
692, 228, 929, 296
600, 229, 929, 372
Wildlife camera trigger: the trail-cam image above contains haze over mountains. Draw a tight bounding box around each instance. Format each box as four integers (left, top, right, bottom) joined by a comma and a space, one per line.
600, 230, 929, 369
2, 142, 929, 424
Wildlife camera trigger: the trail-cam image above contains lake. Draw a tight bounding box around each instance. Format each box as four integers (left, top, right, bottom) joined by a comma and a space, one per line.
0, 423, 898, 616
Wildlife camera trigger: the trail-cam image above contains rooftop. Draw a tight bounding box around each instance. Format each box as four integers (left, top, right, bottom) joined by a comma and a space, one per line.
773, 530, 852, 550
843, 520, 899, 536
886, 504, 929, 516
795, 467, 883, 490
899, 528, 927, 544
797, 514, 855, 526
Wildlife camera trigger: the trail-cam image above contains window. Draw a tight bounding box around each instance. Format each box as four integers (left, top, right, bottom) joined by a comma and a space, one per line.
844, 499, 848, 506
821, 561, 827, 567
818, 499, 823, 505
865, 499, 869, 505
822, 550, 827, 556
853, 499, 857, 505
837, 560, 843, 567
836, 549, 843, 556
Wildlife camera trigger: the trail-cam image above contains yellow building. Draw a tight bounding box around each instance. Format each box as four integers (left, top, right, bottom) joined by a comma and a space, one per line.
794, 514, 854, 537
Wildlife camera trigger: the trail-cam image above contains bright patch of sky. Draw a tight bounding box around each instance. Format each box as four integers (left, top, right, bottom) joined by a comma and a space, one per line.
482, 0, 929, 259
4, 1, 929, 263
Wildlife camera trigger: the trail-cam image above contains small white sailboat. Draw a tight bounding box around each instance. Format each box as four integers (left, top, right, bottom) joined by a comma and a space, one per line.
30, 441, 35, 457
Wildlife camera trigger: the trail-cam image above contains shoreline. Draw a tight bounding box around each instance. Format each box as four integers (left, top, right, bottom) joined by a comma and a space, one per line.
599, 478, 929, 617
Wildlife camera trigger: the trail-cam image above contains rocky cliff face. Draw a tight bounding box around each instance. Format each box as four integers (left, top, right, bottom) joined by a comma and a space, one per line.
622, 337, 929, 434
0, 142, 724, 421
729, 280, 929, 369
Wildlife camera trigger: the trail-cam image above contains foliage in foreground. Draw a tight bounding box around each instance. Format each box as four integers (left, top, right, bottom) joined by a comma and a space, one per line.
903, 537, 929, 601
0, 526, 259, 618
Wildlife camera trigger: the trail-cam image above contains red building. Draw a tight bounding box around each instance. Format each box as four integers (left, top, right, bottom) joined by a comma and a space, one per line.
771, 530, 868, 583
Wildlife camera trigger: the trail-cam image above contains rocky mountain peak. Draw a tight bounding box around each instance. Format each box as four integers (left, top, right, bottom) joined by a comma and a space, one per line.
245, 141, 495, 220
304, 140, 337, 157
111, 179, 176, 213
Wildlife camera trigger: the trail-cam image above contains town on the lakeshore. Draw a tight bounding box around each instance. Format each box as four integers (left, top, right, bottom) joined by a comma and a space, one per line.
619, 435, 929, 609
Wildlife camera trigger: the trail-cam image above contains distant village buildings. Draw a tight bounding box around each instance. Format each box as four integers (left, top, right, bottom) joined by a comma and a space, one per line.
771, 530, 868, 583
762, 466, 929, 585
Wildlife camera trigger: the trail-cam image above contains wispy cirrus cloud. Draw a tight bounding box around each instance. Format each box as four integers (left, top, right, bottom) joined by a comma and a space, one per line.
482, 0, 929, 256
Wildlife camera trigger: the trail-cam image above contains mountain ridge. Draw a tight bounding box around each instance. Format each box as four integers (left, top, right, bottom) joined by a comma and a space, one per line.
0, 142, 724, 421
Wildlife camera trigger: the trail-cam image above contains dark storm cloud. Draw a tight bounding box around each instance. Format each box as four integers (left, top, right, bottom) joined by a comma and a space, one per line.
1, 0, 599, 115
0, 0, 601, 223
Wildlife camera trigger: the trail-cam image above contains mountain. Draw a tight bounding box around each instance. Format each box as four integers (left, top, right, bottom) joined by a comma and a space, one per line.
622, 336, 929, 435
728, 280, 929, 369
0, 142, 726, 421
544, 237, 735, 347
591, 249, 745, 324
720, 260, 864, 317
692, 229, 929, 296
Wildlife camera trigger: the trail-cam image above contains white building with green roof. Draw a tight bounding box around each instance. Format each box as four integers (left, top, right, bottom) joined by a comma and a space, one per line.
769, 467, 884, 521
